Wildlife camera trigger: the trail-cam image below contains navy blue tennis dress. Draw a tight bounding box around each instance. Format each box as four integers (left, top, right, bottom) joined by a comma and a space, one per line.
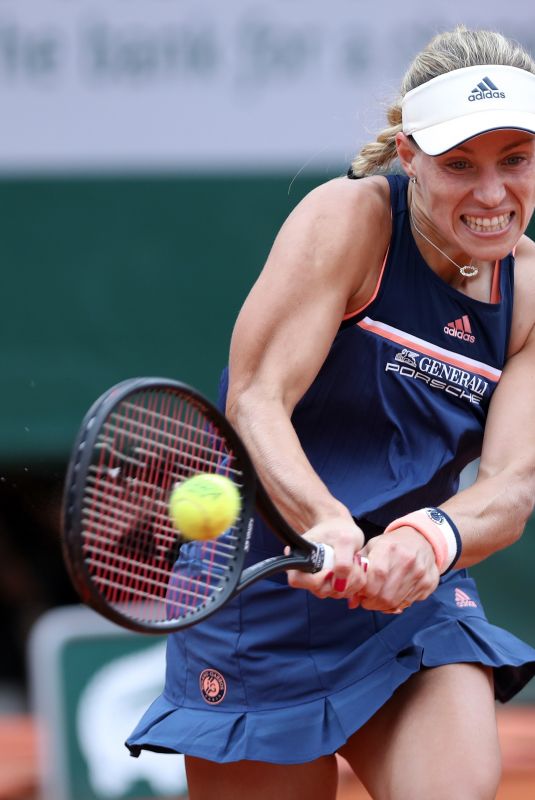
126, 174, 535, 764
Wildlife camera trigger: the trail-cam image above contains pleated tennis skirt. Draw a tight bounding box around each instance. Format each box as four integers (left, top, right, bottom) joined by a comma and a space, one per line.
126, 561, 535, 765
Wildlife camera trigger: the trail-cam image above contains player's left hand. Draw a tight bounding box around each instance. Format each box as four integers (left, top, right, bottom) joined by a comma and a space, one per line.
347, 526, 440, 613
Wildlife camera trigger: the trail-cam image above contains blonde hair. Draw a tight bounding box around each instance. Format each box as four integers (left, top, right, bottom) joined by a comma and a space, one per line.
350, 26, 535, 178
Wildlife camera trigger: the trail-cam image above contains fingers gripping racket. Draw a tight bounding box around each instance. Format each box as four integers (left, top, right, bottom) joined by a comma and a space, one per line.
62, 378, 337, 634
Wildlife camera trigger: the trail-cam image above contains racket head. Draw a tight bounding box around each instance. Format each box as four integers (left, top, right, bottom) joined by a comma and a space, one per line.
62, 378, 256, 633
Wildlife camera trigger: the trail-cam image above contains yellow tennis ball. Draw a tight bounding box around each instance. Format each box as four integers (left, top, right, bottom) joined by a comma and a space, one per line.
169, 474, 241, 540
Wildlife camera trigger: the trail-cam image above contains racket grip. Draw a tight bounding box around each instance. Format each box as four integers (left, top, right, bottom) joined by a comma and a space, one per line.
319, 544, 369, 573
321, 543, 335, 572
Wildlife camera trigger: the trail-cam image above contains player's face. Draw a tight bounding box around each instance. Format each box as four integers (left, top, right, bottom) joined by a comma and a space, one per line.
410, 130, 535, 263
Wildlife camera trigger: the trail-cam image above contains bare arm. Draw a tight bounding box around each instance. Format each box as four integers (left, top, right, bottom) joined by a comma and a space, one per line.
226, 176, 390, 585
439, 238, 535, 566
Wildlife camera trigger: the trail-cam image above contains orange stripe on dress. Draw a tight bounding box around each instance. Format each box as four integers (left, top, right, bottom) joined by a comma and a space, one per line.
490, 259, 501, 304
357, 317, 502, 382
343, 246, 390, 321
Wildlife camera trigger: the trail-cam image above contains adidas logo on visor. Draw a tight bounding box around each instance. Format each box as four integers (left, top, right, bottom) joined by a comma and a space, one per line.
468, 76, 506, 102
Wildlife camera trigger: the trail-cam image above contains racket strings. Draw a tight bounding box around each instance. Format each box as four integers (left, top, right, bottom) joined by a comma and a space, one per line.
80, 389, 244, 623
82, 494, 240, 553
83, 533, 234, 609
97, 409, 244, 478
83, 573, 218, 613
81, 494, 240, 555
83, 539, 234, 583
83, 553, 226, 601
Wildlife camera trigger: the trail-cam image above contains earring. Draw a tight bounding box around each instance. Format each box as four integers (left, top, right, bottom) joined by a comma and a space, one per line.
410, 176, 417, 184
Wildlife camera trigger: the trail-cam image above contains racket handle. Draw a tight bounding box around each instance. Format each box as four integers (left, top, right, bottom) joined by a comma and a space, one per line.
321, 543, 335, 572
319, 544, 369, 573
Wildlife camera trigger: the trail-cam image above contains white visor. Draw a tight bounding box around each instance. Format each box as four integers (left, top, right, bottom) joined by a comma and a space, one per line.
402, 64, 535, 155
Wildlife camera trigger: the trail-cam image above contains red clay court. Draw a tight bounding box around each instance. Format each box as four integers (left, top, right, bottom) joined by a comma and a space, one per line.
0, 707, 533, 800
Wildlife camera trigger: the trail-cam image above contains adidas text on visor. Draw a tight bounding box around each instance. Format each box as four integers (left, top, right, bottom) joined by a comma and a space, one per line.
402, 65, 535, 155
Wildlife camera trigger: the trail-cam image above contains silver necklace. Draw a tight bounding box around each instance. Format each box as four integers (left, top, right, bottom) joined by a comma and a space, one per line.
410, 213, 478, 278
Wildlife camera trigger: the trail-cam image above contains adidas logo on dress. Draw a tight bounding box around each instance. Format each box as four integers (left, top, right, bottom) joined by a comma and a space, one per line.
455, 588, 477, 608
468, 76, 505, 102
443, 315, 475, 344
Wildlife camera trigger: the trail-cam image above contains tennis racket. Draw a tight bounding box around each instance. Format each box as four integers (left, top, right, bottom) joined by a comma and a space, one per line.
62, 377, 350, 634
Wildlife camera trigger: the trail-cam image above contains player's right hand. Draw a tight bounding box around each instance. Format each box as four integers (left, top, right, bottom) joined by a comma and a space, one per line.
287, 518, 367, 599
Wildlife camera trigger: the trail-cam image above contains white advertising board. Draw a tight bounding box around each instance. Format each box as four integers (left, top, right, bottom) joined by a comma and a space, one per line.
0, 1, 533, 172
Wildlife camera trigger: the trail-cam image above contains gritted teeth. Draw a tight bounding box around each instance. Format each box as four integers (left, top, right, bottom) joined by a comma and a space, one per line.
461, 212, 513, 233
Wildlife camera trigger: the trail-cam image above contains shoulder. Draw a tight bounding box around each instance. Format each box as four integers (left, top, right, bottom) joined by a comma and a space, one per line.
279, 176, 392, 304
290, 175, 391, 233
513, 232, 535, 266
508, 234, 535, 355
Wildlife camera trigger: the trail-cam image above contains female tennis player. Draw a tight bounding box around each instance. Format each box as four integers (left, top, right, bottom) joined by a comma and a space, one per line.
127, 26, 535, 799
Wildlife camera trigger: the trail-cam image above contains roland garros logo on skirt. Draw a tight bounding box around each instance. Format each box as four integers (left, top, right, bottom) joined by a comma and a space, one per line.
199, 669, 227, 704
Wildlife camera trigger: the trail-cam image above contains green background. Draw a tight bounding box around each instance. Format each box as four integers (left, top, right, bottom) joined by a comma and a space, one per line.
0, 173, 320, 461
2, 171, 534, 695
